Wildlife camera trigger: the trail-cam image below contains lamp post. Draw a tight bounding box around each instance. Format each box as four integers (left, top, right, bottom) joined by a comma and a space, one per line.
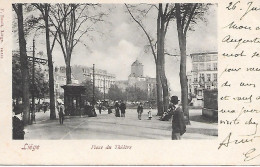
92, 64, 95, 106
28, 31, 48, 124
103, 78, 105, 101
31, 39, 36, 124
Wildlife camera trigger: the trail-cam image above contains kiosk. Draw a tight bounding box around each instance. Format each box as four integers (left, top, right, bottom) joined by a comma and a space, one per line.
61, 84, 86, 116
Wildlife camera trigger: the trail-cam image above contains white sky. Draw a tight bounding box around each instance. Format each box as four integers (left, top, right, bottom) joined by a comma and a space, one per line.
13, 4, 217, 94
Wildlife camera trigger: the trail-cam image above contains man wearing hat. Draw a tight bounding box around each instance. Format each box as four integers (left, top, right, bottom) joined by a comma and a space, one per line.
57, 101, 65, 124
168, 96, 186, 140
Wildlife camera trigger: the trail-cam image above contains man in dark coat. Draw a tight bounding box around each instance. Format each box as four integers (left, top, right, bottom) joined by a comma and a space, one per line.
137, 102, 143, 120
114, 101, 120, 117
119, 101, 126, 117
168, 96, 186, 140
98, 103, 102, 114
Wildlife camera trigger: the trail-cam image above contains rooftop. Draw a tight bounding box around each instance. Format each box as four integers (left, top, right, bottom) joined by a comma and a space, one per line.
131, 60, 143, 66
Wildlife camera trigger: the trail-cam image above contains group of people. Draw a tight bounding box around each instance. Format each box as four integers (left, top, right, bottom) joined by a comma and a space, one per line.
137, 102, 153, 120
56, 95, 186, 140
114, 101, 126, 117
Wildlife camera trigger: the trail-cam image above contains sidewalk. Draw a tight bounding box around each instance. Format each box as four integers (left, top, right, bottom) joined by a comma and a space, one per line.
24, 109, 218, 140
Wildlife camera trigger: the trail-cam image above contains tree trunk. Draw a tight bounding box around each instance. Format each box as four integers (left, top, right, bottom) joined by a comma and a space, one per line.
66, 61, 72, 84
158, 46, 169, 114
16, 4, 30, 125
179, 37, 190, 124
44, 5, 56, 120
176, 10, 190, 124
156, 63, 163, 116
157, 6, 169, 114
160, 68, 169, 114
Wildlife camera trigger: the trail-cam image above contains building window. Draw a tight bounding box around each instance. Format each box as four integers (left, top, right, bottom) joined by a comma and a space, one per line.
213, 63, 217, 70
207, 74, 211, 81
206, 63, 211, 70
199, 63, 204, 71
214, 85, 217, 89
212, 54, 218, 61
194, 76, 198, 82
199, 73, 205, 82
193, 64, 198, 71
207, 85, 211, 89
206, 55, 211, 61
193, 55, 199, 62
194, 86, 197, 94
213, 73, 217, 81
199, 55, 205, 62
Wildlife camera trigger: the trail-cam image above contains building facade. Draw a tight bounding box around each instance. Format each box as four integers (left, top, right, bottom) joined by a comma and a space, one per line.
72, 65, 116, 94
54, 66, 79, 98
188, 52, 218, 101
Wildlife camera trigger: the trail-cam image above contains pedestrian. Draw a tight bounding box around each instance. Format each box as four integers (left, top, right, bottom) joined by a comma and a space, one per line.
108, 106, 112, 114
98, 103, 102, 114
148, 107, 152, 120
58, 102, 65, 125
43, 104, 47, 113
91, 105, 97, 117
168, 96, 186, 140
137, 102, 143, 120
115, 101, 120, 117
119, 101, 126, 117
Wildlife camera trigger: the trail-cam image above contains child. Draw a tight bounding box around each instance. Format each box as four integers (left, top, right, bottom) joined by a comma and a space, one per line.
148, 107, 152, 120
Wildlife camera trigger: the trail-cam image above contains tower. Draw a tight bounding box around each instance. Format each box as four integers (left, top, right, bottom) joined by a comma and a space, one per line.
130, 60, 143, 77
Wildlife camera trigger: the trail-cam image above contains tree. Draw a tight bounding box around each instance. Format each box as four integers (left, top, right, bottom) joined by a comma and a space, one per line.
12, 53, 49, 101
50, 4, 106, 84
12, 54, 23, 102
82, 80, 103, 103
108, 85, 126, 101
12, 4, 30, 125
125, 4, 174, 115
175, 3, 209, 124
33, 4, 58, 120
125, 86, 147, 102
29, 66, 49, 100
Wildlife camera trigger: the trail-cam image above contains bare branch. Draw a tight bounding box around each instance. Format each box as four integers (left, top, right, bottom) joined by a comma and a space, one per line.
12, 4, 18, 14
125, 4, 157, 62
184, 3, 198, 36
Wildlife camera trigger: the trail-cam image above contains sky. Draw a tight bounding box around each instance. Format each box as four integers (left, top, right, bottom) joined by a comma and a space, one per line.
13, 4, 217, 94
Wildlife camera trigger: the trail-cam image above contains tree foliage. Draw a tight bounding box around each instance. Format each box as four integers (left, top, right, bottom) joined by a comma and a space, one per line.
125, 86, 148, 102
107, 85, 126, 101
12, 53, 49, 100
82, 80, 103, 103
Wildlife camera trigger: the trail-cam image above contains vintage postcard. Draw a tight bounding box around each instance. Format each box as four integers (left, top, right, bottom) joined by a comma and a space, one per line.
0, 0, 260, 165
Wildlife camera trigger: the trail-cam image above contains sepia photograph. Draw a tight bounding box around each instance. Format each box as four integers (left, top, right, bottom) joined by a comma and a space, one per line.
12, 3, 218, 140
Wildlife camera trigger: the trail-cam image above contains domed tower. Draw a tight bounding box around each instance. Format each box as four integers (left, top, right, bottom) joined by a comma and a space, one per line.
130, 60, 143, 77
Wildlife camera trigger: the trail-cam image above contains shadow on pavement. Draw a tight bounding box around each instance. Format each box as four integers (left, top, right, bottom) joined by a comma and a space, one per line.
190, 115, 217, 124
186, 126, 218, 136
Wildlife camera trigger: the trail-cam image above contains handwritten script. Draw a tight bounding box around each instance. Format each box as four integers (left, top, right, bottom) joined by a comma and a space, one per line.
0, 8, 4, 59
219, 1, 260, 162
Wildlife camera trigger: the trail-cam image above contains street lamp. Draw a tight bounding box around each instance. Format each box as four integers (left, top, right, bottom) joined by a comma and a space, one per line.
103, 78, 106, 101
92, 64, 95, 106
29, 29, 48, 124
